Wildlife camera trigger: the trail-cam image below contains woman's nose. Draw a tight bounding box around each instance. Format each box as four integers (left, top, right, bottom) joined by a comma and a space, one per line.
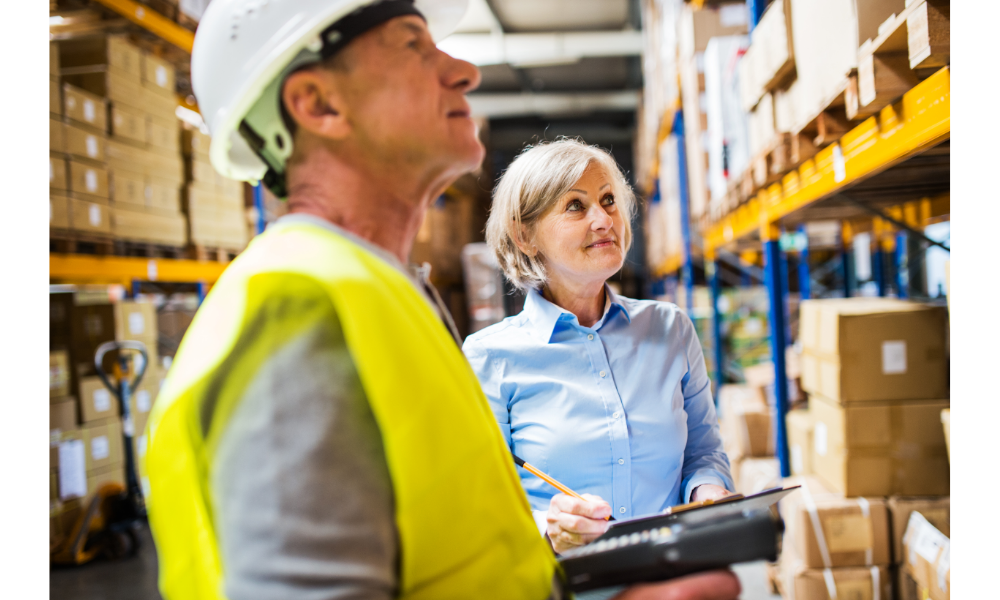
590, 205, 613, 230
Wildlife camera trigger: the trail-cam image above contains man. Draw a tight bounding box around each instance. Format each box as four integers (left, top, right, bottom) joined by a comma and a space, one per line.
145, 1, 742, 599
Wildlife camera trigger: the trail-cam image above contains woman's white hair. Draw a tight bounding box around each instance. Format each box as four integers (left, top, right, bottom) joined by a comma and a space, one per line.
486, 138, 636, 291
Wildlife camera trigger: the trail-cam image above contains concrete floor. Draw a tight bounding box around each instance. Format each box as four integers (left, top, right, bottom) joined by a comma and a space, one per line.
50, 524, 780, 600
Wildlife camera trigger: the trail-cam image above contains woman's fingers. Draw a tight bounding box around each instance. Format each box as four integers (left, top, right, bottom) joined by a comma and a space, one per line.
611, 570, 742, 600
552, 493, 613, 520
547, 493, 613, 553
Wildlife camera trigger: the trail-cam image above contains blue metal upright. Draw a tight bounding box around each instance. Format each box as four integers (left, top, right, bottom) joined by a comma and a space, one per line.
873, 246, 886, 296
253, 183, 267, 235
674, 112, 695, 313
779, 236, 792, 346
895, 232, 909, 298
709, 260, 725, 405
747, 0, 769, 32
798, 224, 811, 300
196, 281, 207, 305
763, 237, 791, 478
840, 243, 854, 298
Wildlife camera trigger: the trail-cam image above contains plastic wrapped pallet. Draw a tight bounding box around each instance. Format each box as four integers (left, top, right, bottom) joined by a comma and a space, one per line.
704, 35, 751, 202
779, 476, 891, 569
901, 512, 949, 600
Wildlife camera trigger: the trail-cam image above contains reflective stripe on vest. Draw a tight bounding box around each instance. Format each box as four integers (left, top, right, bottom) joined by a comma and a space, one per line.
145, 220, 557, 599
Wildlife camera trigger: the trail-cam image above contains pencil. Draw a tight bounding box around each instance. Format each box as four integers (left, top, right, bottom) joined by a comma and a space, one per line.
511, 454, 612, 521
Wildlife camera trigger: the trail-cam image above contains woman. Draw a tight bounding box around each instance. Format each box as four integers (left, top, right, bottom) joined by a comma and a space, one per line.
463, 139, 734, 555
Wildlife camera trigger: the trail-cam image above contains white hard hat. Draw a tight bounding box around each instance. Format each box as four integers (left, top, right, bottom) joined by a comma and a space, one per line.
192, 0, 468, 195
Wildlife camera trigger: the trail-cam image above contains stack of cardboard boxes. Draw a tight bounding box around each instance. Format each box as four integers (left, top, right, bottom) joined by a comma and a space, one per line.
718, 384, 780, 495
771, 297, 950, 600
55, 35, 188, 246
900, 510, 950, 600
49, 291, 166, 545
49, 42, 112, 238
182, 124, 249, 251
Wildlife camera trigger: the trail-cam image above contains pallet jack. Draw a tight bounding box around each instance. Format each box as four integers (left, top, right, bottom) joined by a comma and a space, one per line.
50, 341, 149, 565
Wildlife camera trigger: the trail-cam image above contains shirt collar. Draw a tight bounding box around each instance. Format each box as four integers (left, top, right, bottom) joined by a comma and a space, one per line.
524, 284, 631, 343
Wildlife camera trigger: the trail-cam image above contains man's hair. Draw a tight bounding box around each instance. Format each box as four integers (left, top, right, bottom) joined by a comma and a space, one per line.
486, 138, 636, 291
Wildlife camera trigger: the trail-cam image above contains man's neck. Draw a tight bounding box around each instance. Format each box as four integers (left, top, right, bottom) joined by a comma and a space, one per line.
284, 147, 452, 264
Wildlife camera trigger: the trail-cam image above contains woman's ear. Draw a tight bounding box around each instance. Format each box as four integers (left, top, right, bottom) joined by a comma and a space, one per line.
282, 68, 350, 141
513, 223, 537, 257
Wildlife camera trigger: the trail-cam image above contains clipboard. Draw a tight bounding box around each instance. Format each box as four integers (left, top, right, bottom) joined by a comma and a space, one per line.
558, 486, 799, 592
596, 485, 800, 539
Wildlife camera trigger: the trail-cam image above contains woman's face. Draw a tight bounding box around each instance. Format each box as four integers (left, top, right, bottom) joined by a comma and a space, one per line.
531, 162, 627, 290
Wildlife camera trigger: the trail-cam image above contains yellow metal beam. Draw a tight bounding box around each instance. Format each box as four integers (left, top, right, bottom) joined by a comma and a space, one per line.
653, 253, 683, 278
91, 0, 194, 53
704, 67, 950, 251
50, 254, 229, 285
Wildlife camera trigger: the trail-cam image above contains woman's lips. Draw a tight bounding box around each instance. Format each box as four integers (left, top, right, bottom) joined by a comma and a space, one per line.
588, 239, 615, 248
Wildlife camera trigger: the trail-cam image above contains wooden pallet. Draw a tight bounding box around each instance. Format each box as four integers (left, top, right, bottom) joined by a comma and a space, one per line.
186, 245, 239, 264
50, 229, 115, 255
847, 0, 949, 121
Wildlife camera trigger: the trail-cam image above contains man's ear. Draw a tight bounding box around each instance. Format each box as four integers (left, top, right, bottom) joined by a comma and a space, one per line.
281, 68, 350, 141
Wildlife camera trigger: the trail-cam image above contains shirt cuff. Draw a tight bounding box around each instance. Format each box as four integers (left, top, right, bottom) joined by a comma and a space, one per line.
684, 470, 733, 503
532, 509, 548, 537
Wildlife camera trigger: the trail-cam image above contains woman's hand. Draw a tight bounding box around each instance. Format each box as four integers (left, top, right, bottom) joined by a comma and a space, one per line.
611, 570, 741, 600
546, 493, 612, 554
691, 484, 731, 503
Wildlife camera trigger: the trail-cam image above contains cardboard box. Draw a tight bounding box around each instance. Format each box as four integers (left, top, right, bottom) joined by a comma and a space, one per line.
58, 35, 143, 80
147, 115, 179, 152
182, 126, 212, 159
940, 409, 950, 461
679, 1, 748, 58
719, 384, 773, 458
51, 292, 74, 346
50, 156, 68, 192
62, 68, 145, 112
50, 118, 65, 152
811, 395, 950, 497
82, 418, 123, 473
147, 176, 182, 213
62, 83, 108, 132
887, 497, 949, 566
780, 476, 891, 568
50, 399, 78, 468
78, 376, 117, 424
787, 407, 814, 476
734, 456, 780, 496
64, 122, 106, 163
777, 546, 892, 600
51, 195, 71, 229
114, 300, 157, 343
110, 103, 147, 144
902, 512, 949, 600
69, 198, 112, 235
50, 41, 60, 76
109, 167, 146, 208
50, 351, 71, 398
87, 462, 126, 496
68, 159, 109, 201
106, 138, 184, 182
50, 79, 62, 115
143, 86, 179, 118
141, 52, 176, 96
896, 565, 921, 600
798, 299, 948, 403
69, 301, 116, 376
112, 206, 188, 246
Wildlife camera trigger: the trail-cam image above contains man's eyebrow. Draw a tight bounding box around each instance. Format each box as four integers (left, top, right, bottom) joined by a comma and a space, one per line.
399, 20, 425, 36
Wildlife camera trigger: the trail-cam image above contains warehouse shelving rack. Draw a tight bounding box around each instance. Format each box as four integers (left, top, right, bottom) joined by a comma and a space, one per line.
699, 67, 951, 478
50, 0, 268, 291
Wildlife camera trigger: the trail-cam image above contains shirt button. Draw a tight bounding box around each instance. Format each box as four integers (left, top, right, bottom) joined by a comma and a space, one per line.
620, 507, 626, 514
612, 411, 620, 419
618, 458, 625, 465
600, 371, 607, 378
588, 334, 594, 340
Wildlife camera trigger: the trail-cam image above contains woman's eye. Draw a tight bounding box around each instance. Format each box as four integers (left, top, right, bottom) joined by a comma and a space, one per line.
602, 194, 616, 206
567, 200, 584, 211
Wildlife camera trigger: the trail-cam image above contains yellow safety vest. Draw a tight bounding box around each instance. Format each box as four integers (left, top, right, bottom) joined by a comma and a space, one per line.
144, 220, 557, 600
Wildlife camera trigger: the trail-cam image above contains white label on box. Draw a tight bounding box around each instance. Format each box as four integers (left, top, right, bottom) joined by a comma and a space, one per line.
791, 444, 803, 473
137, 434, 147, 459
85, 169, 98, 192
744, 318, 763, 335
93, 388, 112, 413
129, 312, 146, 335
83, 99, 95, 123
156, 65, 168, 87
86, 135, 98, 158
719, 4, 748, 27
145, 185, 153, 200
833, 144, 846, 183
914, 526, 945, 563
147, 260, 158, 281
91, 435, 110, 461
89, 204, 101, 227
814, 422, 828, 457
136, 389, 151, 413
58, 440, 87, 500
66, 96, 77, 111
881, 340, 907, 374
50, 428, 62, 446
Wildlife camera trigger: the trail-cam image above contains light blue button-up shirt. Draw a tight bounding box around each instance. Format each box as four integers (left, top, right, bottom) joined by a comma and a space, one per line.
463, 286, 734, 526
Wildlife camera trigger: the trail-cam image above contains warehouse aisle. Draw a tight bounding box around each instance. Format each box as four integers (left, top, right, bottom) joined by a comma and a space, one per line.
50, 525, 162, 600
